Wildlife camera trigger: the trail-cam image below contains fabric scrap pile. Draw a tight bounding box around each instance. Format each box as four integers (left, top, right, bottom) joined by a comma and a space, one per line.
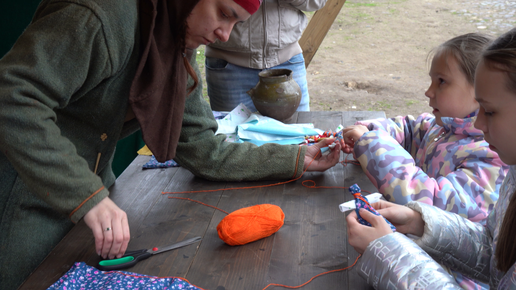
215, 103, 323, 145
214, 103, 343, 148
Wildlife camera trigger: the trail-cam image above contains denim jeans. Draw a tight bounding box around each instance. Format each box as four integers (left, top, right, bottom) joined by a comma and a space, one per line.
205, 53, 310, 113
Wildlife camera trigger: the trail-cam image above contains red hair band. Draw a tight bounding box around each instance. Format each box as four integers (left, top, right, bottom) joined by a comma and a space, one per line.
233, 0, 262, 15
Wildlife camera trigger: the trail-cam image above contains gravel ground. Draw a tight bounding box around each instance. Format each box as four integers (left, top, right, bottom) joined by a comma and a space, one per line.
452, 0, 516, 35
304, 0, 516, 117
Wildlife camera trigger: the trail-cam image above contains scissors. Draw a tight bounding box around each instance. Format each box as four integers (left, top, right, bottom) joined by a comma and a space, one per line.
97, 236, 202, 271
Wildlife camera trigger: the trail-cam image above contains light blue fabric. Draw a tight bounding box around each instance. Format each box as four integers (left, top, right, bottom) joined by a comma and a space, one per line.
214, 103, 322, 146
238, 116, 320, 137
205, 53, 310, 113
242, 138, 306, 146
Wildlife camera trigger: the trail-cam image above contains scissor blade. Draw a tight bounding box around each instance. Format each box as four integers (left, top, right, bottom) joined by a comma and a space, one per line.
151, 236, 202, 255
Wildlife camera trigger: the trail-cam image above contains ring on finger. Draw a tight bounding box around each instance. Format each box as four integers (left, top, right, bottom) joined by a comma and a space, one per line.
106, 227, 111, 231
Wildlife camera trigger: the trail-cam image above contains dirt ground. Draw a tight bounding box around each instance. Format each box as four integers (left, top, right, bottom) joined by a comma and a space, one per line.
306, 0, 509, 118
197, 0, 513, 118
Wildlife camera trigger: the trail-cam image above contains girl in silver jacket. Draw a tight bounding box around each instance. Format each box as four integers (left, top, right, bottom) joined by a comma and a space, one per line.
346, 27, 516, 289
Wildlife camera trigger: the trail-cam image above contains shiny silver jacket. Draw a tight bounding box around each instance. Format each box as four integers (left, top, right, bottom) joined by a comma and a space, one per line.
357, 165, 516, 289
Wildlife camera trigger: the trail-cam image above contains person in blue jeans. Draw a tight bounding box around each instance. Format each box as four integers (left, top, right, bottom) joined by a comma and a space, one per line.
205, 0, 328, 113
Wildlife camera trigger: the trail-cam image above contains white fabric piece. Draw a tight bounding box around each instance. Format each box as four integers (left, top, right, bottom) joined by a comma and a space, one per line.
339, 193, 383, 212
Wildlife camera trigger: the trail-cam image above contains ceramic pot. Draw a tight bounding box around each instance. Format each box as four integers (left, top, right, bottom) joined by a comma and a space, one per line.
247, 69, 301, 122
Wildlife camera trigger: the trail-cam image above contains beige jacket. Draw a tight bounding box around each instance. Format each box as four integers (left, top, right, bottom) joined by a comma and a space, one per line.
205, 0, 327, 69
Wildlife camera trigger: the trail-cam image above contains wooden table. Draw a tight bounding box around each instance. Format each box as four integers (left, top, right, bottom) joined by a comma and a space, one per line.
20, 111, 385, 290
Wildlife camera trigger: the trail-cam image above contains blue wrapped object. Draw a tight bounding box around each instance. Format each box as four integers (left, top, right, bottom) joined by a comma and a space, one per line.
349, 184, 396, 232
142, 155, 179, 169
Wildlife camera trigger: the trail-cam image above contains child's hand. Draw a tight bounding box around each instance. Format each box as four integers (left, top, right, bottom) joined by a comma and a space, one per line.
347, 208, 394, 254
372, 200, 425, 237
341, 125, 369, 154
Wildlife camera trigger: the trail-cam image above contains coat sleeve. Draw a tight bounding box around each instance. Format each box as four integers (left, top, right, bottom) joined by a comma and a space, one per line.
353, 115, 504, 222
407, 202, 492, 282
358, 233, 463, 289
172, 54, 306, 181
0, 2, 113, 222
279, 0, 328, 12
358, 202, 493, 289
356, 114, 433, 157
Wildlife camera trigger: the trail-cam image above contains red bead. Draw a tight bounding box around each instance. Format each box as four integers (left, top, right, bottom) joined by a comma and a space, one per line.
152, 247, 158, 252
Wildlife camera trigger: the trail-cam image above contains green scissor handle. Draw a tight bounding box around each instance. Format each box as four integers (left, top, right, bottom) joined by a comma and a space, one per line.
97, 249, 151, 271
98, 256, 134, 266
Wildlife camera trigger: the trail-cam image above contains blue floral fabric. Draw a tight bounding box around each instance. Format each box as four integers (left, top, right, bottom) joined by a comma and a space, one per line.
142, 155, 180, 169
48, 262, 202, 290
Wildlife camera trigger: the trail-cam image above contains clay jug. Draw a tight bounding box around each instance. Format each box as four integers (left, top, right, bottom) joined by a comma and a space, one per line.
247, 69, 301, 122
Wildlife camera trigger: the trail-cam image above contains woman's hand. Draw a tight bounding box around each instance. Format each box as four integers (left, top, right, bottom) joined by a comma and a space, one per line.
373, 200, 425, 236
341, 125, 369, 154
346, 208, 394, 254
303, 138, 341, 171
83, 197, 131, 259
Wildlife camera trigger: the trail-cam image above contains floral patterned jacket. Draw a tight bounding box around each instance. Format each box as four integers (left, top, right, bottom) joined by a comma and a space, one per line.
353, 113, 508, 222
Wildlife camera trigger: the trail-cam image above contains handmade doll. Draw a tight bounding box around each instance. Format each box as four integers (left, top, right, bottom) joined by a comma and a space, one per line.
349, 184, 396, 232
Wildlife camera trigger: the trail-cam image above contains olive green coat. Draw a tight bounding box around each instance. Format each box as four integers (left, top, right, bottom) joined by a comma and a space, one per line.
0, 0, 306, 288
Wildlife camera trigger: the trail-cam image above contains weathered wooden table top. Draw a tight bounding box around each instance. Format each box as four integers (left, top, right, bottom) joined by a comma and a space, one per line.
20, 111, 385, 290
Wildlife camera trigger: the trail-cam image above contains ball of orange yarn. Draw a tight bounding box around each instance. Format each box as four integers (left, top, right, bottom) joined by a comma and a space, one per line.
217, 204, 285, 246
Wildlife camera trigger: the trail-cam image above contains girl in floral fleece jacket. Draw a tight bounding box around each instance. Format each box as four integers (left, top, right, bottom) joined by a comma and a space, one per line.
342, 33, 508, 224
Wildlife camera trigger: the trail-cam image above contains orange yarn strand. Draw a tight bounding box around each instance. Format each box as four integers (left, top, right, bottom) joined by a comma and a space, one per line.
298, 154, 369, 193
261, 255, 361, 290
162, 152, 369, 196
160, 150, 364, 290
105, 255, 361, 290
162, 151, 321, 195
300, 180, 372, 194
168, 197, 229, 214
148, 194, 361, 289
340, 154, 360, 166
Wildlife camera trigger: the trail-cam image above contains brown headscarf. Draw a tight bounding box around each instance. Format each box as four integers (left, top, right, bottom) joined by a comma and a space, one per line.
129, 0, 199, 162
129, 0, 263, 162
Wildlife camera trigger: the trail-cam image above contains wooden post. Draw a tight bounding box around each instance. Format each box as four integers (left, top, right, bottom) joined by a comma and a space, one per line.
299, 0, 347, 68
